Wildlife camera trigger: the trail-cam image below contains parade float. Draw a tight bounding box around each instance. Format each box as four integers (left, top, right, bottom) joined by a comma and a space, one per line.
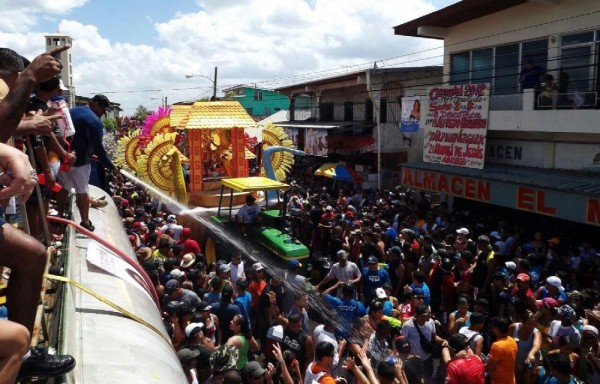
116, 101, 309, 264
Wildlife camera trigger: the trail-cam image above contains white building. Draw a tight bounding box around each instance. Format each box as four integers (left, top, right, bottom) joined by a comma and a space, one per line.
394, 0, 600, 227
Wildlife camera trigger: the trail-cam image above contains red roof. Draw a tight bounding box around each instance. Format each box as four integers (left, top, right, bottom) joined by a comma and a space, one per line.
393, 0, 528, 39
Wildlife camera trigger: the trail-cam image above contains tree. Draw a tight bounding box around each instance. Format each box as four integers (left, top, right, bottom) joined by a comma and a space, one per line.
134, 105, 150, 121
103, 117, 116, 132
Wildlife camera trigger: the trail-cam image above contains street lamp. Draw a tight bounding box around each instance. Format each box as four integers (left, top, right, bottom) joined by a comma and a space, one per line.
185, 66, 218, 101
150, 97, 167, 109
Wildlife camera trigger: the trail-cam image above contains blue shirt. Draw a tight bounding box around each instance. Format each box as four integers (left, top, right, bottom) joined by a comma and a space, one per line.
69, 106, 114, 169
324, 294, 366, 336
362, 268, 391, 303
234, 291, 252, 325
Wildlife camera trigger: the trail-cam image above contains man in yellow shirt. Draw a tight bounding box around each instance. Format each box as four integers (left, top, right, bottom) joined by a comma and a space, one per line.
487, 316, 517, 384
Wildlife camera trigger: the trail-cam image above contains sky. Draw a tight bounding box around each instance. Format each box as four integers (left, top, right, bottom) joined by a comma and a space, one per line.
0, 0, 460, 115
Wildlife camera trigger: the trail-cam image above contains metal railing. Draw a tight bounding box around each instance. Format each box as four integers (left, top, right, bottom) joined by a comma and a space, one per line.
537, 91, 598, 109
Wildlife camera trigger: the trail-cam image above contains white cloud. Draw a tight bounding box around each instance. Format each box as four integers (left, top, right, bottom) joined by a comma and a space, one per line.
1, 0, 451, 113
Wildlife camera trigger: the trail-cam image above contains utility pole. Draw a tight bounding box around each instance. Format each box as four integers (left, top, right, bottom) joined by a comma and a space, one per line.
212, 66, 218, 101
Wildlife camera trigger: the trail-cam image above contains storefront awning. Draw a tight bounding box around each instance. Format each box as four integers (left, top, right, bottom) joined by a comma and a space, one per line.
401, 161, 600, 227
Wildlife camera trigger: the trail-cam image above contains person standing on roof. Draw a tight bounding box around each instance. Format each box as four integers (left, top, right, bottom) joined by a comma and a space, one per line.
57, 94, 118, 231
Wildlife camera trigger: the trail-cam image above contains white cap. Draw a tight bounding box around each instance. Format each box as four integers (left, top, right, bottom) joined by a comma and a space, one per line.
546, 276, 564, 291
267, 325, 284, 342
505, 261, 517, 271
456, 227, 469, 235
252, 262, 265, 272
184, 322, 204, 338
325, 205, 333, 211
490, 231, 502, 240
170, 269, 184, 279
375, 287, 387, 300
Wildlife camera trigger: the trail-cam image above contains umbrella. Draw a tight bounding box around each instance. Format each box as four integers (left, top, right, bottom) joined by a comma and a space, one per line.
314, 162, 364, 182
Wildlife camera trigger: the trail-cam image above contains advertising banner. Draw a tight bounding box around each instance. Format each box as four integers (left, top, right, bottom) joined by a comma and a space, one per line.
283, 127, 299, 148
400, 96, 421, 132
305, 128, 328, 156
423, 84, 490, 169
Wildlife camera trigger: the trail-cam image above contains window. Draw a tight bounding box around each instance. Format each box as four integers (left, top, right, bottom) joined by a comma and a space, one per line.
246, 107, 253, 115
344, 101, 353, 121
365, 99, 373, 122
254, 91, 262, 101
494, 44, 520, 95
562, 32, 594, 46
264, 107, 271, 116
320, 102, 334, 121
449, 39, 548, 95
380, 98, 387, 123
561, 46, 593, 91
450, 51, 470, 85
46, 38, 51, 46
471, 48, 493, 85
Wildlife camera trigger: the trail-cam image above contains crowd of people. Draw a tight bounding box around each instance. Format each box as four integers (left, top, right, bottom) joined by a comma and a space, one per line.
2, 44, 600, 384
109, 154, 600, 384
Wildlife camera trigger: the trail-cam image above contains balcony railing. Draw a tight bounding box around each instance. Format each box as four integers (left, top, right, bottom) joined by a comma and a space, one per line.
537, 91, 598, 109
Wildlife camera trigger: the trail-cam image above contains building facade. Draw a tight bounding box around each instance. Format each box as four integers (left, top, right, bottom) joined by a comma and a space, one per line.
223, 85, 298, 119
275, 67, 443, 189
45, 33, 74, 105
394, 0, 600, 227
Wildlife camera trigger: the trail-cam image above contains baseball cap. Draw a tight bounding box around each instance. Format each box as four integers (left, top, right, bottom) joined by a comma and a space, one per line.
197, 301, 212, 312
557, 304, 577, 320
165, 279, 180, 294
325, 205, 333, 211
505, 261, 517, 272
185, 322, 204, 338
252, 262, 265, 272
289, 259, 302, 269
546, 276, 564, 291
177, 348, 200, 363
336, 250, 348, 260
181, 228, 191, 237
536, 297, 558, 309
218, 264, 231, 274
456, 227, 470, 235
170, 269, 184, 279
167, 214, 176, 223
367, 256, 378, 265
91, 94, 111, 109
243, 361, 266, 378
516, 273, 531, 282
375, 288, 387, 300
412, 287, 425, 297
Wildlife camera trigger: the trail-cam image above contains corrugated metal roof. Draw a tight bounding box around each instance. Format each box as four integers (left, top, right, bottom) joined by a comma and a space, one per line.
169, 104, 192, 129
403, 161, 600, 198
184, 101, 256, 130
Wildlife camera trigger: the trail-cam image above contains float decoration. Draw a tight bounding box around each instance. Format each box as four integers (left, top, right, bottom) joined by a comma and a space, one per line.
115, 129, 142, 175
136, 132, 188, 202
139, 107, 172, 148
261, 123, 295, 181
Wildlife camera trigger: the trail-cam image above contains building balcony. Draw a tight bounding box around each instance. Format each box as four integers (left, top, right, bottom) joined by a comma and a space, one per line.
488, 89, 599, 133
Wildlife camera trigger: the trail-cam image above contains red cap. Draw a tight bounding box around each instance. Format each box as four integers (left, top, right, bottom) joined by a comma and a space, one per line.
181, 228, 191, 237
132, 222, 142, 229
516, 273, 530, 282
536, 297, 558, 309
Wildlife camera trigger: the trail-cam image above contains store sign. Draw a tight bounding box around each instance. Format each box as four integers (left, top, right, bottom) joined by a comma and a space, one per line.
402, 167, 600, 226
486, 140, 544, 167
423, 84, 490, 169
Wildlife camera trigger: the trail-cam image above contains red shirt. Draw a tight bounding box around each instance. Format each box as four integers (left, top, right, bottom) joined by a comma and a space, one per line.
248, 280, 266, 309
178, 238, 201, 255
446, 355, 485, 384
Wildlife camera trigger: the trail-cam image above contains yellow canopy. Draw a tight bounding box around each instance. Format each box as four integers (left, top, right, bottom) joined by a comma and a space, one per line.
185, 101, 257, 130
169, 104, 192, 129
221, 177, 289, 192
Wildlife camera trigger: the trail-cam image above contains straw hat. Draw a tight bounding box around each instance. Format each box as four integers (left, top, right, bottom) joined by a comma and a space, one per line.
181, 253, 196, 268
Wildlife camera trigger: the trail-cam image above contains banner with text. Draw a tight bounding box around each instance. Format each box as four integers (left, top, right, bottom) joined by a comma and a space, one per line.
400, 96, 421, 132
423, 84, 490, 169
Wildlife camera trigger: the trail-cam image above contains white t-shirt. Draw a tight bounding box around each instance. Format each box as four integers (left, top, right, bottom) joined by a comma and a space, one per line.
237, 203, 260, 224
161, 223, 183, 240
327, 261, 361, 296
313, 324, 339, 366
229, 261, 244, 282
459, 327, 483, 351
549, 320, 581, 347
401, 318, 436, 360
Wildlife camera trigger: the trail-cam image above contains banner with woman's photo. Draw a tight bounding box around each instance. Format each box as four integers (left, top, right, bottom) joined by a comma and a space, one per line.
305, 128, 328, 156
400, 96, 421, 132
